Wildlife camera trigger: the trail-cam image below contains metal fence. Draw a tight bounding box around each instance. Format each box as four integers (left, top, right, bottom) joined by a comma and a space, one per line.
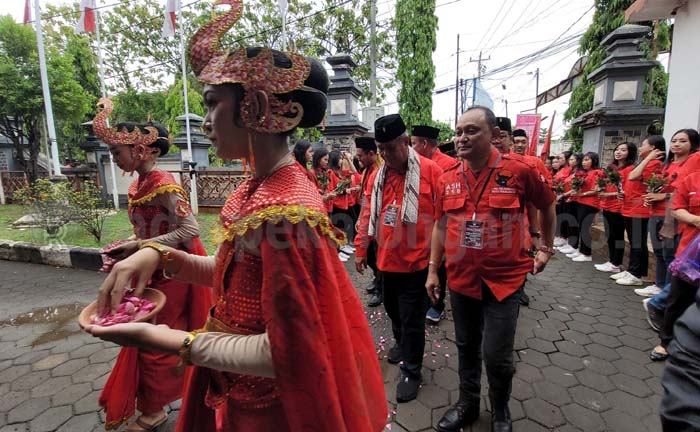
176, 170, 248, 208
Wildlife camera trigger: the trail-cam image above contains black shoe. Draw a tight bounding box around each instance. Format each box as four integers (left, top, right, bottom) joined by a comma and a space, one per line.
519, 292, 529, 306
643, 299, 664, 333
491, 405, 512, 432
437, 399, 480, 432
396, 372, 421, 403
367, 292, 382, 308
387, 344, 402, 364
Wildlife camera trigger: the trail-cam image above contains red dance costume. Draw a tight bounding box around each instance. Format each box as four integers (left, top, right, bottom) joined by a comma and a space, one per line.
99, 170, 213, 430
177, 163, 387, 432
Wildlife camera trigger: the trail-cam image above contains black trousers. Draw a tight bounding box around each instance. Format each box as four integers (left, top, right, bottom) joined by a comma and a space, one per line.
566, 201, 580, 249
383, 268, 430, 376
623, 216, 649, 278
603, 210, 625, 267
331, 206, 356, 243
450, 283, 520, 408
555, 201, 574, 239
576, 203, 599, 256
649, 215, 679, 288
432, 261, 448, 313
661, 335, 700, 432
366, 240, 383, 292
661, 276, 700, 348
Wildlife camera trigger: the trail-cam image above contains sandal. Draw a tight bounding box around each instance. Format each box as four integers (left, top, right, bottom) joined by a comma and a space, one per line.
126, 412, 168, 431
649, 346, 669, 362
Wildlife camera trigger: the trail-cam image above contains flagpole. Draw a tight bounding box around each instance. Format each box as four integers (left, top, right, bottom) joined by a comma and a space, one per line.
33, 0, 61, 177
92, 1, 120, 210
278, 0, 287, 51
177, 0, 198, 214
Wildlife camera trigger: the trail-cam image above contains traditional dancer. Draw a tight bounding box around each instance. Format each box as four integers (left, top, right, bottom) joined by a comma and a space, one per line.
91, 100, 213, 431
86, 1, 386, 430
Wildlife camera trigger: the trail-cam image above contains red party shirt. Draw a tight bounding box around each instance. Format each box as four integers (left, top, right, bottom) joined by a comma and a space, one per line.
576, 169, 604, 208
355, 155, 443, 273
599, 165, 633, 213
431, 148, 459, 172
621, 159, 663, 218
436, 148, 555, 301
671, 170, 700, 255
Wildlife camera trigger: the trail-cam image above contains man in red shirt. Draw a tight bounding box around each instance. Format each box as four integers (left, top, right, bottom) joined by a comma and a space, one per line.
354, 134, 384, 308
411, 124, 458, 324
411, 124, 459, 171
427, 107, 556, 432
355, 114, 442, 402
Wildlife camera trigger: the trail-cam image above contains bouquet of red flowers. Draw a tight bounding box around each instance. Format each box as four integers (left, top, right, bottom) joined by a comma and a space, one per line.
644, 172, 668, 193
571, 171, 587, 191
597, 165, 622, 191
334, 178, 352, 195
554, 181, 565, 194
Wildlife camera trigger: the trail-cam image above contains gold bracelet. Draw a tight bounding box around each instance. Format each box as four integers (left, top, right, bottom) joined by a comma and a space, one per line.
139, 241, 172, 269
179, 329, 205, 366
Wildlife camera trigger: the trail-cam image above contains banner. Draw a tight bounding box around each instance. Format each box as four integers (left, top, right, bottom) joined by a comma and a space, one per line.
515, 114, 541, 156
162, 0, 179, 38
540, 111, 556, 162
75, 0, 96, 33
23, 0, 31, 25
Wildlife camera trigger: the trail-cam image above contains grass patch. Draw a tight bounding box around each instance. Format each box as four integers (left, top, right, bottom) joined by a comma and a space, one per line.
0, 204, 221, 255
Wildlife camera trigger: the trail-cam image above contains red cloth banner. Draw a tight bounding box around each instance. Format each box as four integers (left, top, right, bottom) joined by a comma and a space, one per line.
515, 114, 542, 156
162, 0, 179, 38
540, 111, 556, 162
23, 0, 30, 25
75, 0, 96, 33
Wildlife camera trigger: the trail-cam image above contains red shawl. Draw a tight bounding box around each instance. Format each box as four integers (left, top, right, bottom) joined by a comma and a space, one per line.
177, 163, 387, 431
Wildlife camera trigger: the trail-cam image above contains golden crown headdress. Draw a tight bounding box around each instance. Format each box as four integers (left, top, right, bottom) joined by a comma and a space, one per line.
92, 98, 160, 147
188, 0, 312, 133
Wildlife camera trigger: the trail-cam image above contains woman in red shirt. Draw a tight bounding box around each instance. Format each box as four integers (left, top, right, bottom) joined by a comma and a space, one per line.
556, 153, 583, 255
553, 151, 573, 247
613, 136, 666, 286
596, 142, 637, 273
567, 152, 603, 262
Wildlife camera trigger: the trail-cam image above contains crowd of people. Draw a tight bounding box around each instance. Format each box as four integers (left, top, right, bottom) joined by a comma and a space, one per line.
78, 1, 700, 431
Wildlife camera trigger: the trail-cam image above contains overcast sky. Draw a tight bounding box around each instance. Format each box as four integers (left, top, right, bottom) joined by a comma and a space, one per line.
1, 0, 668, 139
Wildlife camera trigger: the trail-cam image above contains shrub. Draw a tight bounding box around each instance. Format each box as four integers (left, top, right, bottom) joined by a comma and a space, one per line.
13, 179, 74, 237
69, 181, 112, 243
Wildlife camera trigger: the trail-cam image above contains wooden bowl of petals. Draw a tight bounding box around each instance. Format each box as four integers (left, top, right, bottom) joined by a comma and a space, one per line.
78, 288, 166, 329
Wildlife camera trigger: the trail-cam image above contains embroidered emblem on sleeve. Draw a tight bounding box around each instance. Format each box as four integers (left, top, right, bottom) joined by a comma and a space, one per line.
176, 199, 192, 218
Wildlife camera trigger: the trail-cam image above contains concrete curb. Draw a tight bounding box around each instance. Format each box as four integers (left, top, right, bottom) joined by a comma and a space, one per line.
0, 239, 102, 271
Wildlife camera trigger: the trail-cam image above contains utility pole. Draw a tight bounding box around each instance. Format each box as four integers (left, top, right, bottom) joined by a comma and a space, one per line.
369, 0, 377, 107
469, 50, 490, 107
504, 99, 509, 118
454, 34, 460, 128
534, 67, 540, 113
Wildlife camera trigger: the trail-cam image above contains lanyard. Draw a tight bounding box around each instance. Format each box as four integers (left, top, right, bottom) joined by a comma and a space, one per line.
461, 156, 500, 220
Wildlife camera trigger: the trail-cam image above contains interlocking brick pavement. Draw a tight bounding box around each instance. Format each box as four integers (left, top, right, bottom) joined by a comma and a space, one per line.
0, 255, 665, 431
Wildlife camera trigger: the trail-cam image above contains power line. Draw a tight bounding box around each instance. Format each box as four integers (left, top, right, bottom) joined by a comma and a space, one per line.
24, 0, 134, 25
473, 0, 509, 54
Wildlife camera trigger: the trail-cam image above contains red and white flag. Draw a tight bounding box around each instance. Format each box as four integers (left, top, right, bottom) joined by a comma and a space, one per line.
75, 0, 96, 33
162, 0, 179, 38
23, 0, 31, 25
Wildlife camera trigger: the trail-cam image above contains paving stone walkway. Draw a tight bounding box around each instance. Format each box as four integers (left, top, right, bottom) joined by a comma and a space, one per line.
0, 255, 664, 431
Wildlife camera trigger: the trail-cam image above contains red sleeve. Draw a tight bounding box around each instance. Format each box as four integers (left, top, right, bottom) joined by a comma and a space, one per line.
354, 169, 378, 258
643, 160, 663, 180
261, 222, 387, 432
524, 165, 555, 210
672, 177, 690, 211
430, 163, 443, 220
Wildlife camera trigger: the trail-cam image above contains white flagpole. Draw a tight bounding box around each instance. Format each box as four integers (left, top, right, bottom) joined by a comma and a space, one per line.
93, 2, 120, 210
33, 0, 61, 176
278, 0, 287, 51
178, 0, 198, 214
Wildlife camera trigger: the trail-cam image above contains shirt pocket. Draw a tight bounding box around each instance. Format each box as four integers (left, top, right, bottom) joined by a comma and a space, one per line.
442, 196, 466, 212
488, 194, 521, 210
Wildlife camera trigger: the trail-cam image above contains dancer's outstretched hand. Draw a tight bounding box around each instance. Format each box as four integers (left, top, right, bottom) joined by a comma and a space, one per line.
97, 248, 161, 314
85, 322, 185, 353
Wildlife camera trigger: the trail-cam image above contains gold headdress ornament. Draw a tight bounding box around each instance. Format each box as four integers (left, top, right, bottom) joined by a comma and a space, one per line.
188, 0, 312, 133
92, 97, 159, 147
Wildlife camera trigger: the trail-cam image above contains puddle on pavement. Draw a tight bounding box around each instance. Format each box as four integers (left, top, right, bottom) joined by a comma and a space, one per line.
0, 303, 86, 346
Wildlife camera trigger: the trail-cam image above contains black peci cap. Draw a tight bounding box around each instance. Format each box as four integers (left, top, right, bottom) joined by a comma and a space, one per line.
512, 128, 527, 138
411, 125, 440, 140
374, 114, 406, 143
354, 135, 377, 152
496, 117, 512, 134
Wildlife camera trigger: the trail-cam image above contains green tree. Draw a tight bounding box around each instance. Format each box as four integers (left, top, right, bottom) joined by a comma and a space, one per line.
564, 1, 669, 149
0, 15, 92, 180
395, 0, 437, 127
164, 75, 205, 136
432, 120, 454, 143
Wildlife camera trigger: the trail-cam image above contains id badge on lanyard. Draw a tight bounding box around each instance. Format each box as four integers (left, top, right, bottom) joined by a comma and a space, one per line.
383, 200, 400, 227
462, 213, 484, 249
460, 157, 499, 249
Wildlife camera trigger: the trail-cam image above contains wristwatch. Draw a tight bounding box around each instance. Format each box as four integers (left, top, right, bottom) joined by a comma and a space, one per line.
538, 245, 556, 256
179, 330, 204, 366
